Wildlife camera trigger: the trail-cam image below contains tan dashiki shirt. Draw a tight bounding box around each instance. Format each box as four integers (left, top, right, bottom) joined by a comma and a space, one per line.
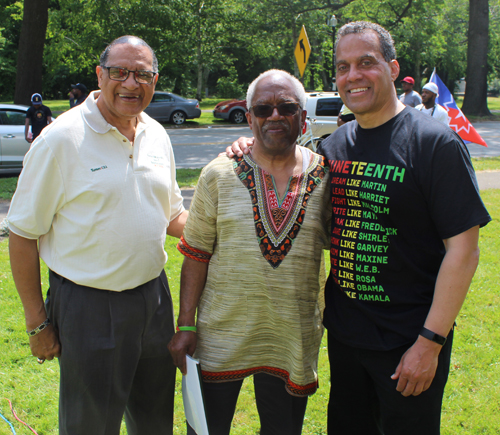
177, 149, 331, 396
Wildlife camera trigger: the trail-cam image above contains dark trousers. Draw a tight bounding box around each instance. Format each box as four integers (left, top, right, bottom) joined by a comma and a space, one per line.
327, 332, 453, 435
187, 373, 308, 435
46, 270, 176, 435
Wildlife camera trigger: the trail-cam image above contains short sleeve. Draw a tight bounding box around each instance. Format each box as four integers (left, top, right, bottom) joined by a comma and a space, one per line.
8, 138, 66, 238
179, 167, 218, 257
420, 133, 491, 239
167, 143, 186, 222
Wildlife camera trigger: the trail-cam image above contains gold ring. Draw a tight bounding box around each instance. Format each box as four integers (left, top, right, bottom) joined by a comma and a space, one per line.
37, 358, 45, 364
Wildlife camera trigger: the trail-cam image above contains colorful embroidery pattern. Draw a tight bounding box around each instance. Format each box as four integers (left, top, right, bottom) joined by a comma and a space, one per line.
177, 235, 212, 263
202, 366, 318, 396
234, 154, 327, 268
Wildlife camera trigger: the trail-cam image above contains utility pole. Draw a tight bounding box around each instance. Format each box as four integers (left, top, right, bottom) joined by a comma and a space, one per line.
329, 15, 338, 91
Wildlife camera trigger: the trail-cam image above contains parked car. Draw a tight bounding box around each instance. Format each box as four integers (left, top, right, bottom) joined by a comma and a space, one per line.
298, 92, 343, 150
144, 91, 201, 125
304, 91, 343, 138
213, 99, 247, 124
0, 104, 30, 174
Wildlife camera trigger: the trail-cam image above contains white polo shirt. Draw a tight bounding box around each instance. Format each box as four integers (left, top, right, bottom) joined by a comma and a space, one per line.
8, 91, 185, 291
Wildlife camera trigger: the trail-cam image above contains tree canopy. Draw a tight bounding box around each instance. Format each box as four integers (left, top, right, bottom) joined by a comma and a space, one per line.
1, 0, 498, 112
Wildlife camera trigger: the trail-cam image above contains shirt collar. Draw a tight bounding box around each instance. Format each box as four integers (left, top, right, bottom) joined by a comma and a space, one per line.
82, 90, 148, 135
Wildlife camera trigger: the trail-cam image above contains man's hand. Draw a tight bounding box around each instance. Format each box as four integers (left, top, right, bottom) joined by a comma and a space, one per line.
391, 336, 441, 396
168, 331, 197, 375
29, 324, 61, 362
225, 137, 254, 158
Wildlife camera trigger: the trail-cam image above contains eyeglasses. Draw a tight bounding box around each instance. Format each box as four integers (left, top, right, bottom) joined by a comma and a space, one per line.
250, 103, 301, 118
103, 67, 157, 85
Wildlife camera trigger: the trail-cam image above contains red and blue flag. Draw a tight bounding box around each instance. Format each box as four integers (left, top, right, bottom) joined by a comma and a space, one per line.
429, 71, 487, 147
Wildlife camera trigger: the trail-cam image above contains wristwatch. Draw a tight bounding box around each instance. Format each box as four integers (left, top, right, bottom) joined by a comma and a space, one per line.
419, 327, 447, 346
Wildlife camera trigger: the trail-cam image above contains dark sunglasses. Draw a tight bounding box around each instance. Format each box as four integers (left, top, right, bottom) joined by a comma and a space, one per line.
250, 103, 301, 118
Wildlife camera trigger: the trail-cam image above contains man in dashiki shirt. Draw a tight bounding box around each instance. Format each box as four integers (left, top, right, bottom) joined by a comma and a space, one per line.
168, 69, 331, 435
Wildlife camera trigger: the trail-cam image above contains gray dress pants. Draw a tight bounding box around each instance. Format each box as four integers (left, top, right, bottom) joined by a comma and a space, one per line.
46, 269, 176, 435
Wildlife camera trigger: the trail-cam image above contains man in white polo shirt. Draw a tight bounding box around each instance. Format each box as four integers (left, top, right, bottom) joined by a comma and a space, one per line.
8, 35, 187, 435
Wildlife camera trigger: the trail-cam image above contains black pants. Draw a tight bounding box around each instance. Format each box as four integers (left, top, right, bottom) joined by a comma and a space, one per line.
188, 373, 308, 435
327, 332, 453, 435
46, 270, 176, 435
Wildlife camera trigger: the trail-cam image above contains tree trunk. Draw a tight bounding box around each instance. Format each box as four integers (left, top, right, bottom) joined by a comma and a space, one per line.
292, 25, 300, 79
203, 67, 210, 98
414, 50, 421, 92
196, 56, 203, 101
14, 0, 50, 105
195, 0, 203, 101
195, 28, 203, 101
462, 0, 491, 116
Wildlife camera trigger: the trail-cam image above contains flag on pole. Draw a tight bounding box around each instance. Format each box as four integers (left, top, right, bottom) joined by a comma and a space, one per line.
429, 70, 488, 147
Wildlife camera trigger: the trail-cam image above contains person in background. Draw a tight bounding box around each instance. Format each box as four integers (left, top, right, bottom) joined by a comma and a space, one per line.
337, 103, 355, 126
415, 82, 449, 125
69, 83, 88, 107
399, 76, 422, 107
25, 93, 52, 143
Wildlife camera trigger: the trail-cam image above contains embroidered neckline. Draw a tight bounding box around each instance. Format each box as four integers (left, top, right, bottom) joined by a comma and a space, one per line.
233, 153, 327, 268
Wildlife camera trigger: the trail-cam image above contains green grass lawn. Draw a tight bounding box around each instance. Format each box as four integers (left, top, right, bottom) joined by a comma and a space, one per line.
0, 152, 498, 433
471, 156, 500, 172
0, 187, 499, 434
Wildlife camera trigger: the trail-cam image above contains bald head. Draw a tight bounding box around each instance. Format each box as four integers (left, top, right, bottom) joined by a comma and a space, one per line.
100, 35, 158, 72
246, 69, 306, 108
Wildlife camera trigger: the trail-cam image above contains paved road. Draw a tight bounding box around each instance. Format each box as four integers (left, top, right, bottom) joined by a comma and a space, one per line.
170, 123, 500, 168
169, 126, 251, 168
170, 121, 500, 209
0, 122, 498, 219
465, 122, 500, 157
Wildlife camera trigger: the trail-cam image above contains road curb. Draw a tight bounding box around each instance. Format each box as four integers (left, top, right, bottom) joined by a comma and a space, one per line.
164, 123, 247, 130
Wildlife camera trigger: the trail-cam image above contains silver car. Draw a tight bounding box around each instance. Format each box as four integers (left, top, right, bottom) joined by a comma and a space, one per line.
0, 104, 30, 174
144, 91, 201, 125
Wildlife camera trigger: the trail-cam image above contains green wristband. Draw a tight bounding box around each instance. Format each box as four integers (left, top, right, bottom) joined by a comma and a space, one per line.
176, 325, 197, 332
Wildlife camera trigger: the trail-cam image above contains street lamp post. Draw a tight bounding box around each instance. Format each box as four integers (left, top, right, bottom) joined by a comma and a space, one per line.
329, 14, 338, 90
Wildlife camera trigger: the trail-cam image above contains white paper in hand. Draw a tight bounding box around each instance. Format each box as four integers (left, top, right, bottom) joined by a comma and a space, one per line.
182, 355, 210, 435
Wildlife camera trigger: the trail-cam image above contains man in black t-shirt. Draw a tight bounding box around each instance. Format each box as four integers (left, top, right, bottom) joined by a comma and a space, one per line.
227, 20, 491, 435
25, 93, 53, 143
316, 21, 490, 435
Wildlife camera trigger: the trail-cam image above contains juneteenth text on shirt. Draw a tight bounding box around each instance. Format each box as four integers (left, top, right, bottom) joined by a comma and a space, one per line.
328, 159, 406, 304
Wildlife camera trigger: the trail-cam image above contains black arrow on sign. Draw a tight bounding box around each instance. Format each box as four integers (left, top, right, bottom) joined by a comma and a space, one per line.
299, 39, 306, 63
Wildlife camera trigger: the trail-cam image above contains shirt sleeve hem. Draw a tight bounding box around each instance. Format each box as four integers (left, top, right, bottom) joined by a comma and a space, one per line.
177, 235, 211, 263
8, 223, 40, 240
169, 205, 186, 223
440, 215, 492, 240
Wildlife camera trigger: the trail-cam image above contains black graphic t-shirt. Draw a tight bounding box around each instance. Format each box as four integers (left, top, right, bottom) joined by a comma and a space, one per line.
318, 107, 491, 351
26, 105, 52, 139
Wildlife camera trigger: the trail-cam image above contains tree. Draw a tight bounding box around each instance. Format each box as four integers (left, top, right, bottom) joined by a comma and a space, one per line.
0, 1, 23, 100
462, 0, 491, 116
13, 0, 49, 105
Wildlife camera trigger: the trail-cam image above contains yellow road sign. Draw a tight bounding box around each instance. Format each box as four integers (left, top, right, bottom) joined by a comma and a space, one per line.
294, 26, 311, 78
